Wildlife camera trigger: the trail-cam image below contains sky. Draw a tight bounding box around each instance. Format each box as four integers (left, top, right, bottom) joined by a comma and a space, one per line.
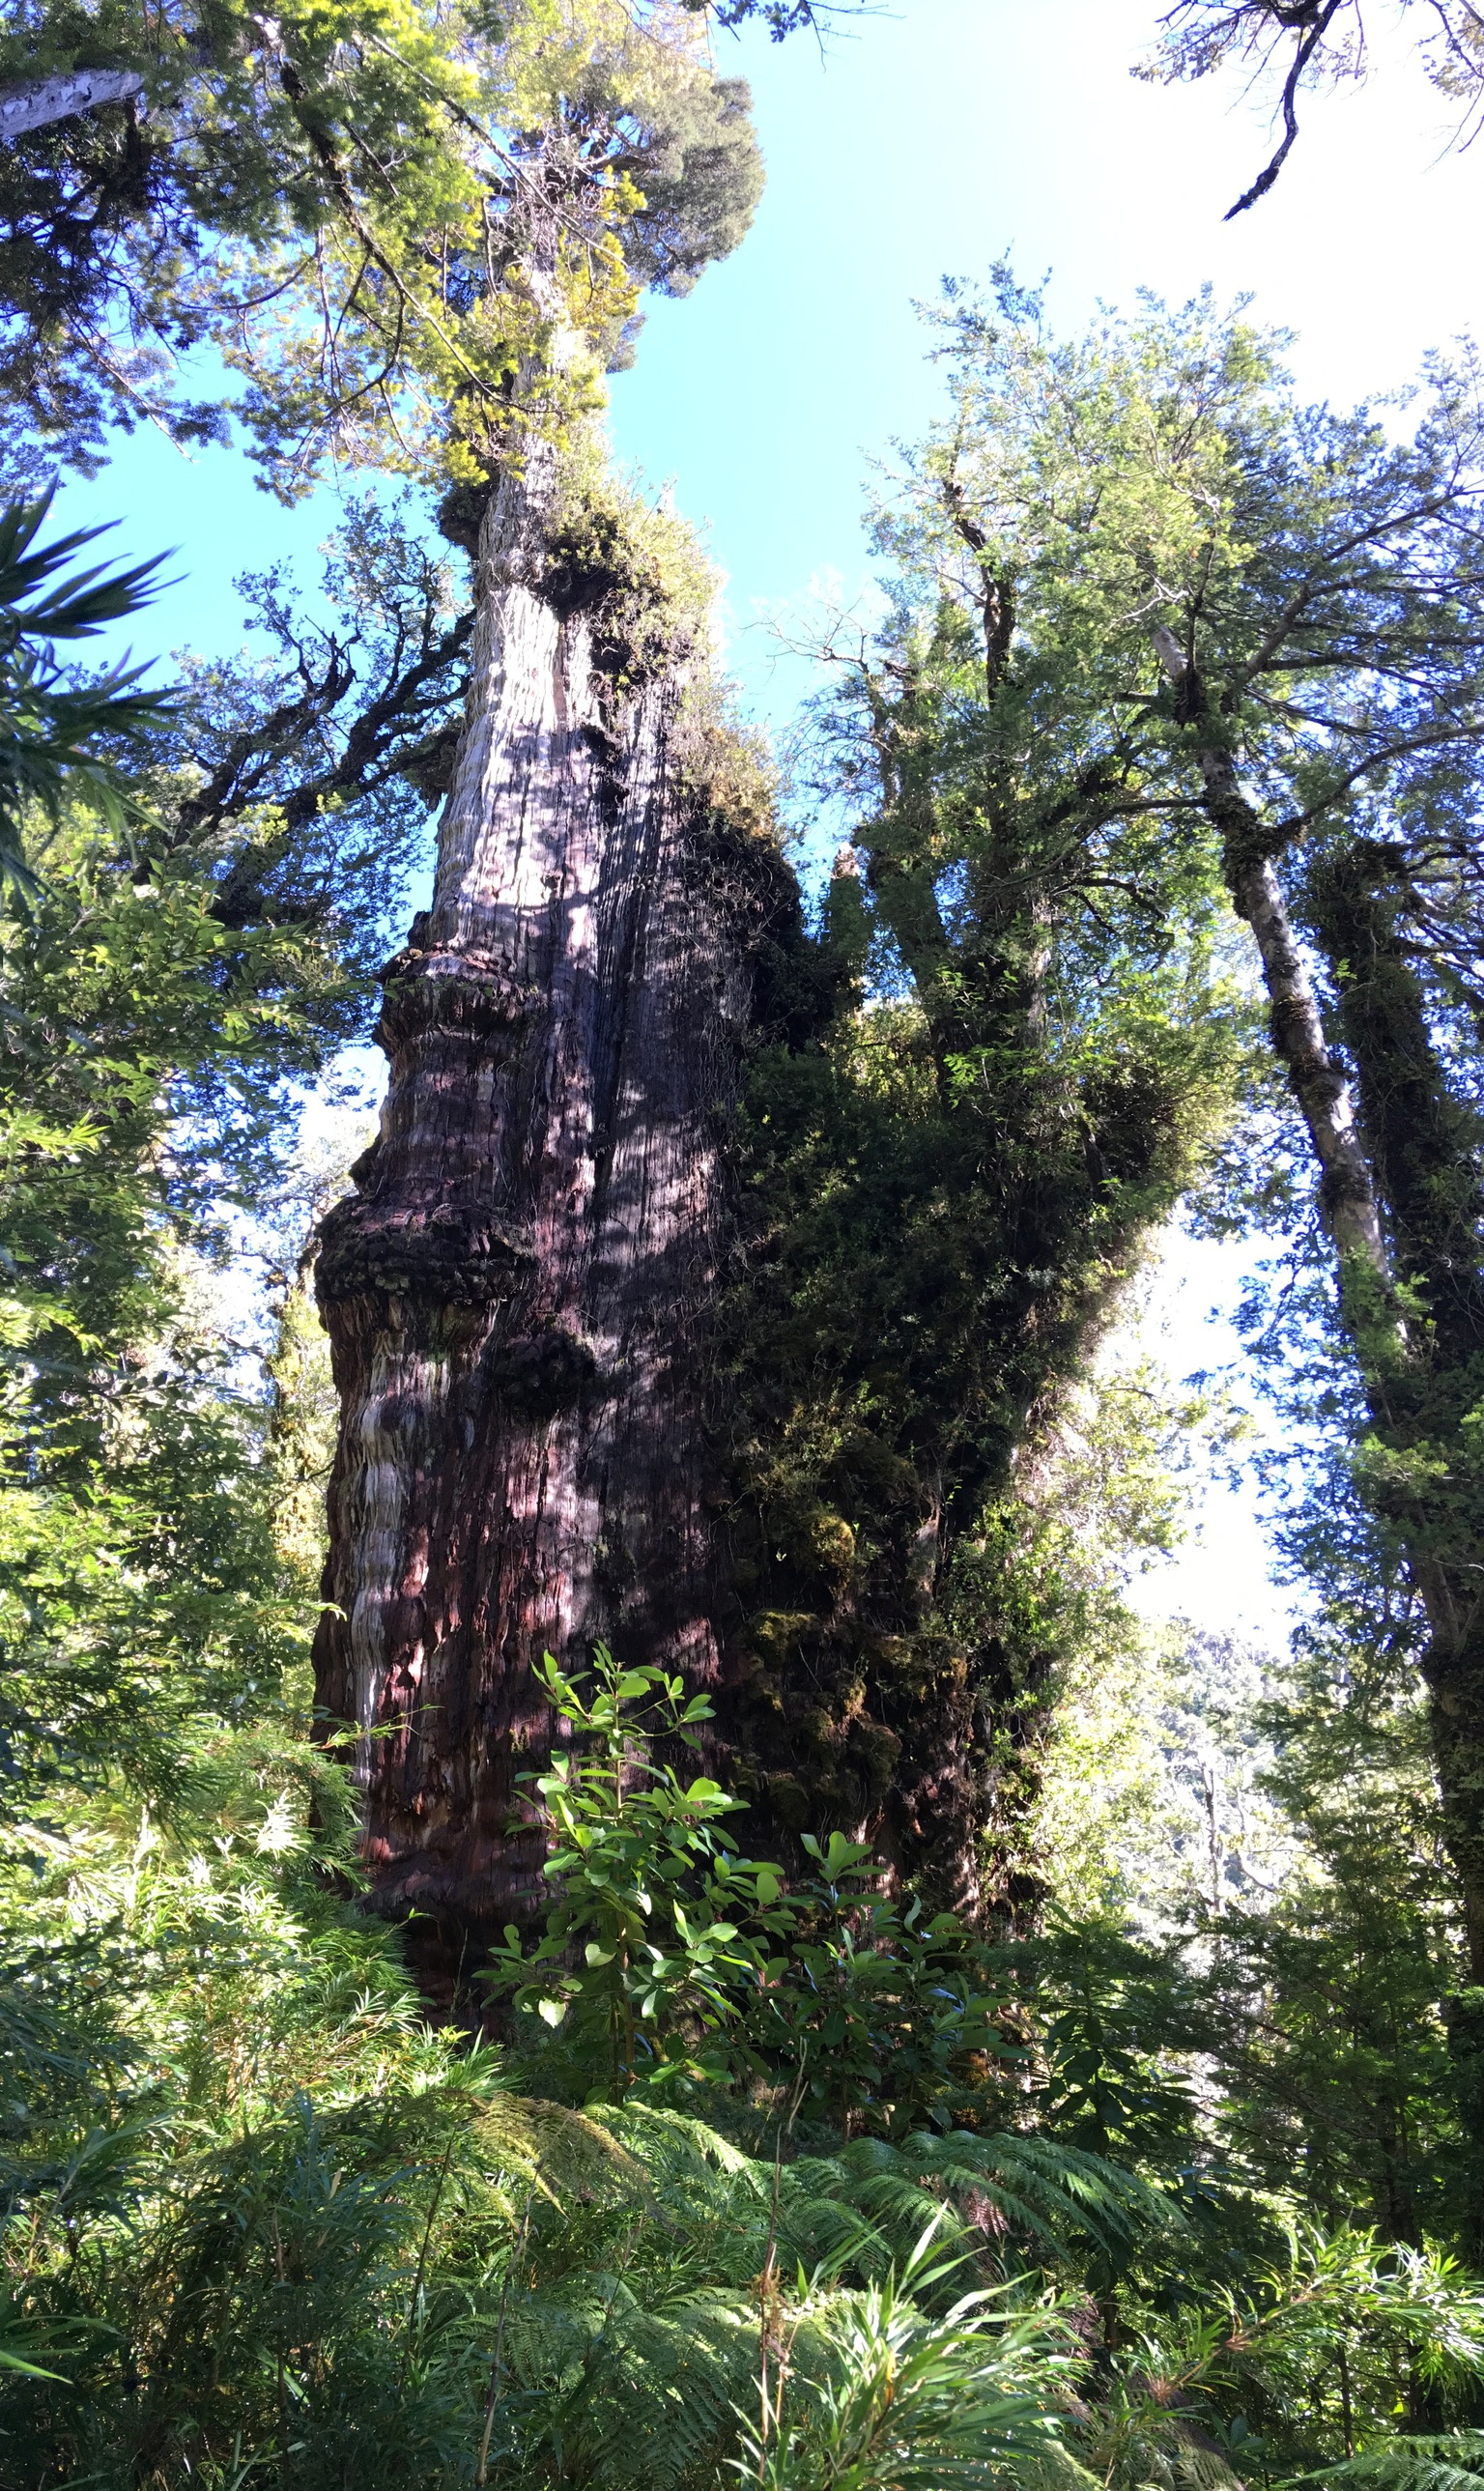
46, 0, 1480, 1644
56, 0, 1484, 687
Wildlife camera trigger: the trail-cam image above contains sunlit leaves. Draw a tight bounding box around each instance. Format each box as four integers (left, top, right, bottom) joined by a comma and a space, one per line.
0, 0, 763, 495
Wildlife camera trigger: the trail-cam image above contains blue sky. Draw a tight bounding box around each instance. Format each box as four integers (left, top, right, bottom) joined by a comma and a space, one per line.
53, 0, 1484, 708
46, 0, 1483, 1640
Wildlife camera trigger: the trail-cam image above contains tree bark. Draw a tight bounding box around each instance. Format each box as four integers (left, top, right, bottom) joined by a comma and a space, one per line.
310, 441, 757, 2005
1150, 629, 1391, 1296
1306, 847, 1484, 2031
0, 68, 144, 140
1155, 630, 1484, 2216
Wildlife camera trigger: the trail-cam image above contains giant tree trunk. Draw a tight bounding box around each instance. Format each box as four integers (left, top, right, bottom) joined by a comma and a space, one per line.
310, 445, 755, 2004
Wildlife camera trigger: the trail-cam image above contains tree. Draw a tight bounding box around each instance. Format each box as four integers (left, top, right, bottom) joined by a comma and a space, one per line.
156, 491, 471, 959
1, 0, 486, 476
7, 334, 1484, 2491
308, 236, 1261, 1985
892, 272, 1484, 2168
241, 8, 769, 2000
1213, 1641, 1467, 2255
0, 472, 506, 1823
0, 0, 763, 487
700, 560, 1243, 1922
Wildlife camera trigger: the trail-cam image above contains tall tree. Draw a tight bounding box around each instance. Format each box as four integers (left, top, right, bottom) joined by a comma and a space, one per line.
284, 104, 1244, 1976
0, 0, 762, 485
898, 273, 1484, 2143
282, 17, 774, 1999
702, 528, 1242, 1923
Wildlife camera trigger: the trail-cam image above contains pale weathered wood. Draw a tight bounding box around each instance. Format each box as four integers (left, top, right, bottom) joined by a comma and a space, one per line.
0, 68, 143, 140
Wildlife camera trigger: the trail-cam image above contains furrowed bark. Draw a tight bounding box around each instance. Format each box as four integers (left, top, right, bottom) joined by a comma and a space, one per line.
310, 439, 754, 2005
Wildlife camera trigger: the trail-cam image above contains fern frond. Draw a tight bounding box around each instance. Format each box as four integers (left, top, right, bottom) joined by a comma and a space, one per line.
782, 2127, 1174, 2290
482, 2093, 646, 2205
1297, 2435, 1484, 2491
597, 2099, 776, 2191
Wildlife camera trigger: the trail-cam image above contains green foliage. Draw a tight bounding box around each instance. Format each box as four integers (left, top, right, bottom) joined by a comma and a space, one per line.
160, 488, 468, 946
715, 288, 1262, 1902
0, 490, 173, 900
1318, 2436, 1484, 2491
0, 1685, 1166, 2491
0, 0, 765, 490
735, 1830, 1026, 2140
725, 266, 1484, 2047
0, 502, 417, 1842
734, 2221, 1082, 2491
0, 1751, 602, 2486
541, 442, 718, 689
482, 1646, 761, 2092
5, 158, 1484, 2491
482, 1650, 1023, 2137
1210, 1634, 1467, 2249
1020, 1599, 1475, 2262
12, 1754, 1484, 2491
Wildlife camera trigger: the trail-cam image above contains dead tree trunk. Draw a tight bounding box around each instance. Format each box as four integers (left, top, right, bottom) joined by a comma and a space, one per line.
0, 67, 144, 139
310, 442, 757, 2003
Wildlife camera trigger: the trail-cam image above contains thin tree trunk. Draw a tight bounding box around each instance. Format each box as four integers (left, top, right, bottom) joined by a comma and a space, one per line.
1150, 630, 1391, 1297
311, 439, 754, 2005
1155, 631, 1484, 2209
1224, 850, 1393, 1283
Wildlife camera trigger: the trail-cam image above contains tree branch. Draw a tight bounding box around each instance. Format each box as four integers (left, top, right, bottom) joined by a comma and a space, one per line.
0, 67, 144, 141
1224, 0, 1346, 216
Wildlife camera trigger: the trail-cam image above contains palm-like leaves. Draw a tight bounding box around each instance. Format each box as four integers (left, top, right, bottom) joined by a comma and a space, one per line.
0, 491, 174, 902
733, 2220, 1084, 2491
